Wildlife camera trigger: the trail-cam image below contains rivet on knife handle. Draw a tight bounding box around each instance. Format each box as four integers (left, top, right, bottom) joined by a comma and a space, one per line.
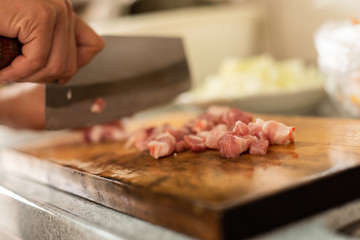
0, 36, 22, 70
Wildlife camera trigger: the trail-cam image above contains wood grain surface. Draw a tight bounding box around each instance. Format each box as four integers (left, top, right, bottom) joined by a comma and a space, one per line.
1, 112, 360, 239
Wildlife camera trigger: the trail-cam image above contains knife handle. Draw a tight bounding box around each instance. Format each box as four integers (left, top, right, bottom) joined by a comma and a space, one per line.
0, 36, 22, 70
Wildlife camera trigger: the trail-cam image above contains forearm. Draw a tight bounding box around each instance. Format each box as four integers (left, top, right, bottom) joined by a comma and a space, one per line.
0, 84, 45, 129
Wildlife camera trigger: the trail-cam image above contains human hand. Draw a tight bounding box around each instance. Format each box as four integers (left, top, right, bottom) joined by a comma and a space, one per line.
0, 0, 104, 84
0, 84, 45, 130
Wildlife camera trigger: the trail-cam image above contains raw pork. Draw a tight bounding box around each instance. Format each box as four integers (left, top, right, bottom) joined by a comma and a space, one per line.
92, 105, 295, 159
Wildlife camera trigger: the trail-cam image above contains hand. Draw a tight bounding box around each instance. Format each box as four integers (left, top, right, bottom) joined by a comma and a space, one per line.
0, 84, 45, 130
0, 0, 104, 84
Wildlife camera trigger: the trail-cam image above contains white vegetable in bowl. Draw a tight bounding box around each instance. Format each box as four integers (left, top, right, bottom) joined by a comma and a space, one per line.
182, 55, 324, 102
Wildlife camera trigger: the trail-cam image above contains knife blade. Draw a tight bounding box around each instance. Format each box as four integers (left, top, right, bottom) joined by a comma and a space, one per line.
45, 35, 191, 130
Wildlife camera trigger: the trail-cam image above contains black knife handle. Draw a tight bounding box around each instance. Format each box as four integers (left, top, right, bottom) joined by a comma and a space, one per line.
0, 36, 22, 70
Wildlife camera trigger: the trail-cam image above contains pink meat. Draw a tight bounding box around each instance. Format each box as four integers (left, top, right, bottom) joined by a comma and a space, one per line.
248, 119, 264, 135
197, 131, 210, 141
255, 131, 268, 141
182, 119, 197, 133
205, 124, 229, 150
196, 113, 219, 127
232, 121, 249, 136
90, 97, 106, 113
147, 132, 176, 159
125, 126, 156, 151
184, 135, 207, 152
83, 121, 126, 143
262, 120, 295, 145
219, 133, 253, 158
175, 140, 189, 153
126, 124, 175, 151
221, 108, 253, 128
90, 105, 296, 160
98, 125, 126, 142
249, 139, 269, 155
206, 105, 230, 119
83, 126, 103, 143
169, 126, 191, 141
192, 118, 214, 133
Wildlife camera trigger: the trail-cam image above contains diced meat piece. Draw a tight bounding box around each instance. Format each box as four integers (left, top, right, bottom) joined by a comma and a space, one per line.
232, 121, 249, 136
83, 121, 126, 143
219, 133, 252, 158
192, 118, 214, 133
249, 139, 269, 155
148, 142, 170, 159
206, 105, 230, 119
148, 123, 174, 139
125, 123, 176, 151
184, 135, 206, 152
197, 131, 210, 141
198, 108, 228, 126
248, 123, 261, 135
248, 119, 264, 136
255, 131, 268, 141
147, 132, 176, 159
205, 124, 229, 150
175, 140, 189, 153
197, 113, 214, 125
169, 126, 191, 141
83, 126, 103, 143
249, 119, 268, 140
182, 119, 197, 134
221, 108, 253, 128
98, 126, 126, 142
91, 97, 106, 113
125, 126, 155, 151
262, 120, 295, 145
255, 118, 265, 127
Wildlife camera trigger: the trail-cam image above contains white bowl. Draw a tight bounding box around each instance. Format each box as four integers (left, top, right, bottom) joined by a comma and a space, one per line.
176, 86, 326, 115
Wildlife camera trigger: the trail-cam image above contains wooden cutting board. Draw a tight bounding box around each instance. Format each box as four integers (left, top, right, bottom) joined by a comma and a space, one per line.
1, 112, 360, 240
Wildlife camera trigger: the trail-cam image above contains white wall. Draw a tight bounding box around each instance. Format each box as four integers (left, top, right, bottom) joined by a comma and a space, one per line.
89, 0, 360, 83
264, 0, 360, 62
90, 2, 265, 84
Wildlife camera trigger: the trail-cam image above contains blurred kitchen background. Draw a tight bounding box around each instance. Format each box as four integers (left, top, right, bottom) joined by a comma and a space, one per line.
71, 0, 360, 117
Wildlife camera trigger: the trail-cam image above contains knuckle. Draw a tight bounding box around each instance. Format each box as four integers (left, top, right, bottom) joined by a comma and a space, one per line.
48, 63, 67, 78
45, 0, 66, 19
37, 5, 55, 22
52, 4, 62, 17
29, 56, 47, 72
64, 0, 73, 11
55, 0, 70, 16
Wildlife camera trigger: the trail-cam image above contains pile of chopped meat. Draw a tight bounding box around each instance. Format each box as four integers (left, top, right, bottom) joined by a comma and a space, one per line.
125, 106, 295, 159
83, 120, 126, 144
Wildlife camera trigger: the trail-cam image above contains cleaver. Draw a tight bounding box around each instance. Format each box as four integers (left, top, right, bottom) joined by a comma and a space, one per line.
0, 35, 191, 130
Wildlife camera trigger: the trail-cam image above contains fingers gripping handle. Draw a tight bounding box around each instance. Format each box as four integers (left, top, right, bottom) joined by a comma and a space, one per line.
0, 36, 22, 70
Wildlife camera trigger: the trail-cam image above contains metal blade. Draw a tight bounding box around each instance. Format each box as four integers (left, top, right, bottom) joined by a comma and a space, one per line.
45, 36, 191, 130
